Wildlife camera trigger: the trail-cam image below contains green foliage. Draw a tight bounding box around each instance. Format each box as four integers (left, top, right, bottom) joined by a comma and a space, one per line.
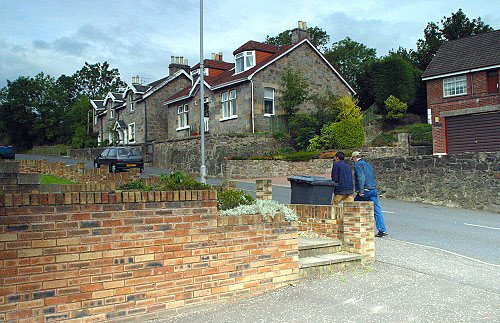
337, 96, 362, 122
278, 67, 310, 118
324, 37, 377, 91
309, 118, 365, 151
288, 113, 318, 150
371, 133, 397, 147
408, 124, 433, 146
40, 174, 76, 185
282, 151, 318, 162
310, 91, 341, 126
119, 180, 152, 191
156, 172, 211, 191
265, 26, 330, 51
71, 126, 97, 149
412, 9, 493, 70
385, 96, 408, 120
75, 62, 126, 100
28, 144, 68, 156
275, 146, 296, 155
217, 189, 255, 211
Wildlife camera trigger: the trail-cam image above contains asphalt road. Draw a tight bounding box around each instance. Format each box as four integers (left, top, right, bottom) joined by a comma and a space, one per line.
17, 154, 500, 265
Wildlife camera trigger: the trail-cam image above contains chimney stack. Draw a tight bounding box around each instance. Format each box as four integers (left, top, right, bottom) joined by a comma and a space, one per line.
291, 20, 310, 44
132, 75, 141, 85
169, 55, 190, 76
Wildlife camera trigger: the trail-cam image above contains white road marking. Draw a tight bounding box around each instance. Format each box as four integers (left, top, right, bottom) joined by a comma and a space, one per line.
463, 223, 500, 231
382, 211, 395, 214
387, 238, 500, 268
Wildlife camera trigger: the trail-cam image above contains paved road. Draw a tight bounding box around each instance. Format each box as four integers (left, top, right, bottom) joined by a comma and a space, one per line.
157, 238, 500, 323
17, 154, 500, 265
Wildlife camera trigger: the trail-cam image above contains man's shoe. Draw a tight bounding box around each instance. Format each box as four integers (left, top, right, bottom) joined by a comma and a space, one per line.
375, 231, 388, 237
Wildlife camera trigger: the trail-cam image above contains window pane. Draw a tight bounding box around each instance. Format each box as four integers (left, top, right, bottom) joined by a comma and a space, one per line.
178, 106, 182, 114
245, 54, 253, 68
264, 88, 274, 98
230, 90, 236, 99
264, 99, 274, 114
230, 98, 236, 116
222, 101, 228, 118
236, 57, 244, 73
184, 105, 188, 112
222, 92, 228, 101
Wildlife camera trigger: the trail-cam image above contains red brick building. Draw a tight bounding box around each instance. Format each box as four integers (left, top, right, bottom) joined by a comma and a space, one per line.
422, 30, 500, 155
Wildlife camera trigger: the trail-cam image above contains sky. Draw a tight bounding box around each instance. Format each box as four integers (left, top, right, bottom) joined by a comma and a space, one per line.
0, 0, 498, 88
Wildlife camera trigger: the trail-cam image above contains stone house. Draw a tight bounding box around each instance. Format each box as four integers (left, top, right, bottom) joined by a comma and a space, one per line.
422, 30, 500, 155
92, 65, 192, 145
163, 25, 355, 140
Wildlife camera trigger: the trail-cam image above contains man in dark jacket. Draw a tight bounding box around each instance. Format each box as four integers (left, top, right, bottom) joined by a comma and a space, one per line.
331, 151, 354, 205
351, 151, 388, 237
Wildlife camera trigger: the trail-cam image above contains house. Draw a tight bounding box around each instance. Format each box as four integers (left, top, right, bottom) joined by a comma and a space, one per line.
422, 30, 500, 155
92, 60, 192, 145
163, 23, 355, 139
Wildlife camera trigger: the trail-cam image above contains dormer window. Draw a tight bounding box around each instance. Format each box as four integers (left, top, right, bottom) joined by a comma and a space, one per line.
235, 51, 255, 74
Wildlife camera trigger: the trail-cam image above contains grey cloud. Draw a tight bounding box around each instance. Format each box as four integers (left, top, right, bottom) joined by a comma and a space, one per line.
53, 37, 89, 56
33, 40, 50, 50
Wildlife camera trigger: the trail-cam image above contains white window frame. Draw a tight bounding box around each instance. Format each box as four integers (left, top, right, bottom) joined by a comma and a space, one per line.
97, 134, 101, 144
234, 51, 255, 74
443, 75, 467, 98
427, 109, 432, 124
220, 90, 237, 121
110, 108, 114, 119
176, 104, 190, 131
264, 88, 275, 116
94, 113, 97, 125
130, 101, 135, 112
128, 123, 135, 143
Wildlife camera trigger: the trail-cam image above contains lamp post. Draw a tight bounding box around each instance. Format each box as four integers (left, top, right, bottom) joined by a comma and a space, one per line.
199, 0, 206, 183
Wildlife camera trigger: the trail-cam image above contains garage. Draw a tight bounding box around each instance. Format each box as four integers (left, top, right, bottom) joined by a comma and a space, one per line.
446, 110, 500, 154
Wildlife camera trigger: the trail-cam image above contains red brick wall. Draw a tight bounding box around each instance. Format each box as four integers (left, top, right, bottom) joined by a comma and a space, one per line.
288, 204, 343, 240
0, 191, 298, 322
426, 71, 500, 154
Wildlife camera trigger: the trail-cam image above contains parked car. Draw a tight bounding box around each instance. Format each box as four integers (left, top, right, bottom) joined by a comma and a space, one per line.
93, 147, 144, 173
0, 145, 15, 159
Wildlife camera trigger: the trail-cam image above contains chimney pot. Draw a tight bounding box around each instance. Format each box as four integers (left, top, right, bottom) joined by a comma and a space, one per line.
218, 52, 223, 60
171, 56, 175, 63
184, 58, 188, 65
211, 53, 216, 60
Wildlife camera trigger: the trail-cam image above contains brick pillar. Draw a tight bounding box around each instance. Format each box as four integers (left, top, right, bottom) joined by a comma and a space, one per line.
256, 179, 272, 200
342, 201, 375, 263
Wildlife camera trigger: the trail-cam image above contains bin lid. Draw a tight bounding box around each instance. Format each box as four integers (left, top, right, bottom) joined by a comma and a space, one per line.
287, 176, 337, 186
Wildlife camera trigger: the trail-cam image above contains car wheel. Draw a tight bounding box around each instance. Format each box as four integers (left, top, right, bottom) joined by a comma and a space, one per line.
111, 164, 117, 173
94, 162, 99, 168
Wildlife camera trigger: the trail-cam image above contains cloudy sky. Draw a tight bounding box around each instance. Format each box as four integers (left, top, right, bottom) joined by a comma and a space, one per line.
0, 0, 498, 87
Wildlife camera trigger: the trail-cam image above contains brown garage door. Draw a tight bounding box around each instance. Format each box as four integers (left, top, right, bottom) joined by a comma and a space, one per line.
446, 111, 500, 154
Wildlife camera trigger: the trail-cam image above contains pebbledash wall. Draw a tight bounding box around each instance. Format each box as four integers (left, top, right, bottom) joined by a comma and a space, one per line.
0, 190, 299, 322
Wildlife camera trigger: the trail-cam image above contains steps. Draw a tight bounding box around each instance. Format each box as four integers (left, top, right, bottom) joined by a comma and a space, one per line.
298, 237, 362, 278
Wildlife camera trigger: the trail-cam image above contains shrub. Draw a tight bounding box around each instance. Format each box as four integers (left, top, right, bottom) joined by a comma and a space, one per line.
385, 95, 407, 120
408, 123, 432, 146
119, 180, 152, 191
371, 133, 397, 146
217, 189, 255, 211
337, 96, 363, 122
282, 151, 318, 162
288, 113, 319, 150
156, 172, 211, 191
308, 118, 365, 151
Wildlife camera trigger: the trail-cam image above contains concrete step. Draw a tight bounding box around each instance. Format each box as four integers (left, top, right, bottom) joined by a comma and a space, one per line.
299, 253, 362, 278
298, 237, 342, 258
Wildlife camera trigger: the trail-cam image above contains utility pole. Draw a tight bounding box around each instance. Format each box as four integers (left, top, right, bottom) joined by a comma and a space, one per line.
199, 0, 206, 183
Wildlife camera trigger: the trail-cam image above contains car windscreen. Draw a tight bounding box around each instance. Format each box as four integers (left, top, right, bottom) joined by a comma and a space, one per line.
117, 148, 141, 157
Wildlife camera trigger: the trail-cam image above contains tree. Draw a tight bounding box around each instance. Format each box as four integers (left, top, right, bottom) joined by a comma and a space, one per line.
385, 95, 407, 120
278, 66, 310, 118
324, 37, 377, 91
74, 61, 126, 99
412, 9, 493, 70
265, 26, 330, 51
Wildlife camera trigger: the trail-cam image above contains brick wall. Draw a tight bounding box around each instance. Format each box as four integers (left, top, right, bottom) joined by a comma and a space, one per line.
426, 71, 500, 154
0, 190, 299, 322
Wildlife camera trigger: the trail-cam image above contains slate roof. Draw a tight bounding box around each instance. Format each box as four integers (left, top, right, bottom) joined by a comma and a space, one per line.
112, 92, 123, 101
422, 30, 500, 79
233, 40, 278, 55
131, 84, 150, 93
147, 76, 170, 89
91, 100, 105, 110
191, 59, 234, 71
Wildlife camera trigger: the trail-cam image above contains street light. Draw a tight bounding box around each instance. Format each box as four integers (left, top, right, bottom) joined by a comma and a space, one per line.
199, 0, 206, 183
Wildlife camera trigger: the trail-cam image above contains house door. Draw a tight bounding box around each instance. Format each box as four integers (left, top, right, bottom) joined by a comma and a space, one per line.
487, 70, 499, 94
446, 111, 500, 153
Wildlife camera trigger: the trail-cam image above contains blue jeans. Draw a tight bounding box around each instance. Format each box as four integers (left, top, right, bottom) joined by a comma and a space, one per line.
355, 189, 387, 233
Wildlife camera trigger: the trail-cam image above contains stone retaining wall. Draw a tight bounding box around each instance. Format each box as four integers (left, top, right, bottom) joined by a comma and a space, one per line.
153, 134, 285, 177
0, 191, 299, 322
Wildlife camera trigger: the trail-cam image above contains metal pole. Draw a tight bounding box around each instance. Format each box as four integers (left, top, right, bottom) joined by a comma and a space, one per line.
199, 0, 206, 183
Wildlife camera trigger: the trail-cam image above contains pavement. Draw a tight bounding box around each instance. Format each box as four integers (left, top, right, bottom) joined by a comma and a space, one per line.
157, 238, 500, 323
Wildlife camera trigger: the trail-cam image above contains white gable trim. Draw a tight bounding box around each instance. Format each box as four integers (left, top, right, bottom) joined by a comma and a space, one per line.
422, 65, 500, 81
247, 38, 356, 95
141, 69, 192, 100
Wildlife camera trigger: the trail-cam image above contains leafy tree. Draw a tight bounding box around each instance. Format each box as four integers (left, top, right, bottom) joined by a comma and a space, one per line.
336, 96, 362, 122
288, 114, 318, 150
384, 95, 407, 120
278, 66, 310, 118
265, 26, 330, 50
412, 9, 493, 70
311, 91, 341, 128
324, 37, 377, 91
74, 61, 126, 99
